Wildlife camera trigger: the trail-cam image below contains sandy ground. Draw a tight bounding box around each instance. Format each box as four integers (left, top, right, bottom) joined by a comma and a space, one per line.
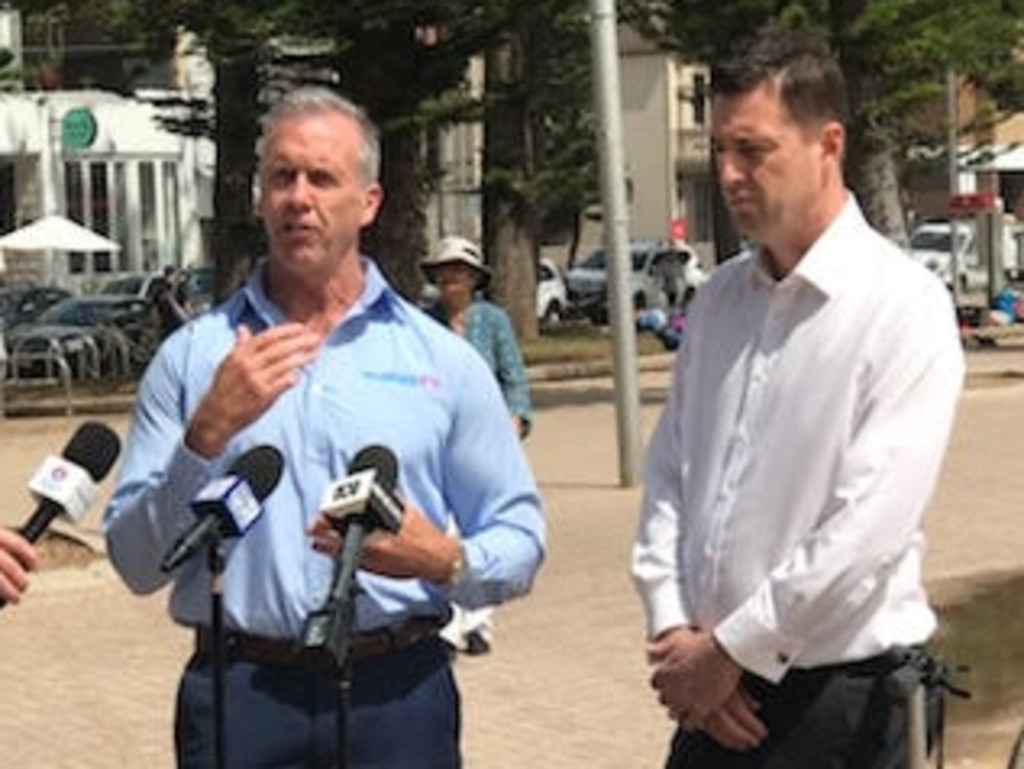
0, 350, 1022, 767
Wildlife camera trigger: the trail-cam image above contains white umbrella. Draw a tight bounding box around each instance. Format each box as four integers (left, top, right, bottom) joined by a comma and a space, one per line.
0, 214, 122, 253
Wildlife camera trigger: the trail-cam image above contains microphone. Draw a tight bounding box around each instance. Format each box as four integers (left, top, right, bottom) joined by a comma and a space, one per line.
300, 445, 405, 669
160, 445, 284, 573
0, 421, 121, 610
21, 421, 122, 542
319, 445, 404, 534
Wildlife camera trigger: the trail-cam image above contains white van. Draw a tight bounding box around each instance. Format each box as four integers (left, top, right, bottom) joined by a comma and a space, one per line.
907, 220, 1019, 294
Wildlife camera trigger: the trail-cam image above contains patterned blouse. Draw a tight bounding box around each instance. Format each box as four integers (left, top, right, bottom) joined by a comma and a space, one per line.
426, 296, 533, 437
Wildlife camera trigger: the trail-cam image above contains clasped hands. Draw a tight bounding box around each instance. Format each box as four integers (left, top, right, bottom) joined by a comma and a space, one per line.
647, 626, 768, 751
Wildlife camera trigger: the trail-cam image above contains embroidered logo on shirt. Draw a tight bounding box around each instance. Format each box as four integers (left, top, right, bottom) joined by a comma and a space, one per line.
362, 371, 442, 390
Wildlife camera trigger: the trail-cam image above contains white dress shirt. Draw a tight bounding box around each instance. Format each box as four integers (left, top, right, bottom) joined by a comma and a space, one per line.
632, 197, 964, 682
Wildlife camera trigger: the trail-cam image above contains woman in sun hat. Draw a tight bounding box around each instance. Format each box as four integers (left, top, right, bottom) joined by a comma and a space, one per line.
421, 234, 534, 656
420, 235, 533, 439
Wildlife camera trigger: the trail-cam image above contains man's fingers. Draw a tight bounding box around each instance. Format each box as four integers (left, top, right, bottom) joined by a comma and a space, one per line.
702, 691, 767, 751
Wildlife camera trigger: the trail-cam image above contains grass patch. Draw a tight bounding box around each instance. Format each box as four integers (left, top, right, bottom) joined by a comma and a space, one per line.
522, 322, 668, 366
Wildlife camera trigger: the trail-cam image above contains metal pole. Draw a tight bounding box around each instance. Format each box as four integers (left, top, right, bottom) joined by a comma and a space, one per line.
908, 684, 929, 769
947, 68, 961, 308
588, 0, 642, 487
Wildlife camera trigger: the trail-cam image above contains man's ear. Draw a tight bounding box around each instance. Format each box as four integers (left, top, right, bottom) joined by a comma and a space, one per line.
821, 120, 845, 163
361, 183, 384, 228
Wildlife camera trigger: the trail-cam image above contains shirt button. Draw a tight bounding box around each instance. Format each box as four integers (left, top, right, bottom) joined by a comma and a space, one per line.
777, 652, 791, 665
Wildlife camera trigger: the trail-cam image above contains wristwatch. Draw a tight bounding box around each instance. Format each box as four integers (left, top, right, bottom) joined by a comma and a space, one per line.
445, 542, 466, 588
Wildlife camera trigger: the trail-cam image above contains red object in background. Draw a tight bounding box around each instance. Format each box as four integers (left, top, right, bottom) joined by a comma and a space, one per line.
949, 192, 998, 213
669, 217, 687, 242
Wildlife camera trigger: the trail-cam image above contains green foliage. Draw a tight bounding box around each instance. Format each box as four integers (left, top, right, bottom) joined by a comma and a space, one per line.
628, 0, 1024, 149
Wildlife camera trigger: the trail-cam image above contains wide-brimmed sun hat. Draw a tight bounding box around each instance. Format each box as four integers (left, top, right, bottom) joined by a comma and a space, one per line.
420, 235, 491, 287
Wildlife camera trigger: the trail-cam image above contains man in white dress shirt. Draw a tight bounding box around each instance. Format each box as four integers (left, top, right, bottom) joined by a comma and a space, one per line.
632, 25, 965, 768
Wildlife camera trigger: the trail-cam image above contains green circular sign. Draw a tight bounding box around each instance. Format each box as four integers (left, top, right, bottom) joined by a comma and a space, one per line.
61, 108, 97, 151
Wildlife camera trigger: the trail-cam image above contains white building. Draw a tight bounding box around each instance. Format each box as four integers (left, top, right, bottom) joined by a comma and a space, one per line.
618, 26, 714, 264
0, 90, 214, 292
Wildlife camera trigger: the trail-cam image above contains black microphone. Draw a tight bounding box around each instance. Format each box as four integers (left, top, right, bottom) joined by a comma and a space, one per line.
20, 421, 122, 542
160, 445, 284, 573
0, 421, 121, 610
300, 444, 405, 669
319, 445, 404, 534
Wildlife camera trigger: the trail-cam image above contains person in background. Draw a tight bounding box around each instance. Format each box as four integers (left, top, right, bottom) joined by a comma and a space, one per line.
104, 86, 545, 768
632, 25, 964, 768
0, 527, 38, 604
147, 265, 190, 340
421, 235, 533, 656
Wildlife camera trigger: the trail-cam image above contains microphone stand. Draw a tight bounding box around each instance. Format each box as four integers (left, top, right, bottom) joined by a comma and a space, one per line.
207, 537, 228, 769
300, 519, 370, 769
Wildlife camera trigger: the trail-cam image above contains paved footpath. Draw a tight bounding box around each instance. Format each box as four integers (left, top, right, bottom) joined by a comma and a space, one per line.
1, 345, 1024, 767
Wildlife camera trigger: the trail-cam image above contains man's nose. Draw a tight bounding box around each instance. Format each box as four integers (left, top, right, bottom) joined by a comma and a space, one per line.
716, 151, 743, 188
285, 174, 314, 205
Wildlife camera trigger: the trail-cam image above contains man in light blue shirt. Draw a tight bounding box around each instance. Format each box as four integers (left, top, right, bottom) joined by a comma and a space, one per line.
104, 86, 545, 769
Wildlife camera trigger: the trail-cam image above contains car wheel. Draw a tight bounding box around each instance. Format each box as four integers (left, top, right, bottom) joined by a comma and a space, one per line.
541, 301, 563, 328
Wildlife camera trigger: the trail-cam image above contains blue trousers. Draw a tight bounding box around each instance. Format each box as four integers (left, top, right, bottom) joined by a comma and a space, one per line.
175, 636, 460, 769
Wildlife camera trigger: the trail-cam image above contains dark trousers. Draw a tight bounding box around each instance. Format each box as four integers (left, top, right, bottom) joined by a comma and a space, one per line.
175, 636, 460, 769
665, 664, 937, 769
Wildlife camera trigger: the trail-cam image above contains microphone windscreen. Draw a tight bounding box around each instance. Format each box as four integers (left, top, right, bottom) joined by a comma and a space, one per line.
63, 421, 121, 482
348, 445, 398, 492
228, 445, 284, 502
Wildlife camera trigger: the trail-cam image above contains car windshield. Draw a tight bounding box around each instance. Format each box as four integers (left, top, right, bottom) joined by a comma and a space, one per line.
578, 248, 650, 272
579, 250, 606, 270
101, 276, 144, 295
910, 229, 968, 252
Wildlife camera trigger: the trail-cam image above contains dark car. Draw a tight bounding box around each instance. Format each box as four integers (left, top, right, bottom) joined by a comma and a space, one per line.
98, 272, 159, 298
5, 294, 157, 379
0, 285, 73, 330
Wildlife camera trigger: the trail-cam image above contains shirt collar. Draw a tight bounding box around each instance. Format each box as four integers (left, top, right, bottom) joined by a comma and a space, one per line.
749, 193, 865, 298
235, 256, 401, 330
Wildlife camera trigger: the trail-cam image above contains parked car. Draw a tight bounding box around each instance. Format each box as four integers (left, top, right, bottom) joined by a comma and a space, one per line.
537, 257, 568, 327
908, 219, 1021, 295
0, 285, 73, 330
99, 272, 159, 299
100, 264, 217, 316
5, 294, 157, 379
565, 240, 707, 324
419, 256, 568, 328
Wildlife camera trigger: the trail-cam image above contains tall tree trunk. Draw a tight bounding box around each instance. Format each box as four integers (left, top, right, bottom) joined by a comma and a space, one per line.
211, 41, 262, 300
483, 36, 538, 342
362, 128, 427, 300
833, 0, 908, 245
845, 127, 909, 245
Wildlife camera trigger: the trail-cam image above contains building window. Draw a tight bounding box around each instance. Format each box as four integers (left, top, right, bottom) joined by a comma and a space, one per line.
64, 162, 86, 274
692, 73, 707, 126
162, 161, 180, 265
113, 162, 129, 271
90, 162, 113, 273
140, 161, 158, 272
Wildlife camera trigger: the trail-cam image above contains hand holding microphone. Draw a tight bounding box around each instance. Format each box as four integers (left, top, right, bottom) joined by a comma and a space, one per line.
1, 420, 122, 608
0, 528, 39, 605
308, 445, 462, 585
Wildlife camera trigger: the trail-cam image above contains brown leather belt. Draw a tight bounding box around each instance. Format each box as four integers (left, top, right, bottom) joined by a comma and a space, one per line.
194, 616, 445, 669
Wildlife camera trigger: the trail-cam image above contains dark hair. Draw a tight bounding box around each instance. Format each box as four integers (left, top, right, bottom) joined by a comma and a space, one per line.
711, 25, 848, 127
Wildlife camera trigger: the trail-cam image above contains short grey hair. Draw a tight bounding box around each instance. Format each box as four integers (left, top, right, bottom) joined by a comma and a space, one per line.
258, 86, 381, 184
